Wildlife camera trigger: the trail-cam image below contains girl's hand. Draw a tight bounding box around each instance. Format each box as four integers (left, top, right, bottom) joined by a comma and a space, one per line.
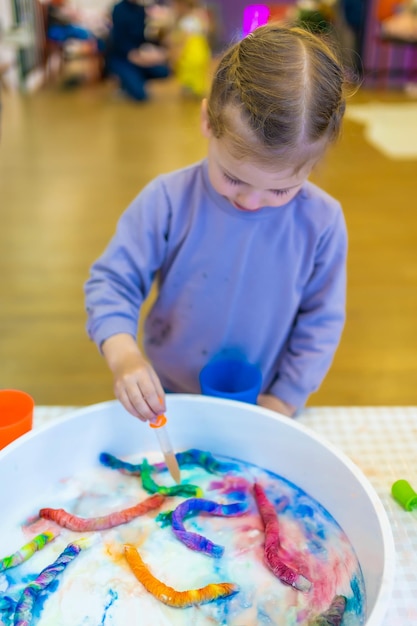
102, 334, 165, 422
257, 394, 296, 418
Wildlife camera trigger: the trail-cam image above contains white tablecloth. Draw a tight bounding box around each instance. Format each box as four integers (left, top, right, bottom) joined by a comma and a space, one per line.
34, 405, 417, 625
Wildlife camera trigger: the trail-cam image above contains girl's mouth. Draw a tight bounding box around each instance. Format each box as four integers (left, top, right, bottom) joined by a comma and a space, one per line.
232, 201, 261, 212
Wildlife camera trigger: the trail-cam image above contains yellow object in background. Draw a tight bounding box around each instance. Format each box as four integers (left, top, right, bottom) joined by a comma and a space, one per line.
170, 2, 212, 98
175, 31, 211, 97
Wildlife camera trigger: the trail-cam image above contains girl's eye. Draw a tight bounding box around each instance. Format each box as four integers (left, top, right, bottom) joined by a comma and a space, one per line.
223, 173, 241, 186
223, 172, 293, 197
272, 188, 291, 197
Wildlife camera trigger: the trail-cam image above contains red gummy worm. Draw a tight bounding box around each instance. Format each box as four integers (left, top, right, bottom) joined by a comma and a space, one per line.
39, 494, 165, 531
253, 483, 311, 592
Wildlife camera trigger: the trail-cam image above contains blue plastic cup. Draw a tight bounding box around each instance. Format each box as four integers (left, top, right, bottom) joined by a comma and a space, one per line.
199, 358, 262, 405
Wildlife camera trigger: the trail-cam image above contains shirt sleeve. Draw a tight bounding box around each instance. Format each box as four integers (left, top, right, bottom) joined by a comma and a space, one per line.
269, 207, 347, 409
84, 178, 170, 350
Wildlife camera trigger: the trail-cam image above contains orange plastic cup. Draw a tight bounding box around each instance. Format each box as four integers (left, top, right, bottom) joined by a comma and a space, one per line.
0, 389, 34, 450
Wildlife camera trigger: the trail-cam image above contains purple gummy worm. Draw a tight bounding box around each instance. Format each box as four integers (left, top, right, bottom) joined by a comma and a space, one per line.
171, 497, 247, 557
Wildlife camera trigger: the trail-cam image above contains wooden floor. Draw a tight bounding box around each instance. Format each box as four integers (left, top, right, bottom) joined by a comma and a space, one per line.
1, 77, 417, 409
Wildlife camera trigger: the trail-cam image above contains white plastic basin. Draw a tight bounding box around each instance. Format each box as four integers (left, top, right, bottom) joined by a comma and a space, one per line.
0, 395, 395, 625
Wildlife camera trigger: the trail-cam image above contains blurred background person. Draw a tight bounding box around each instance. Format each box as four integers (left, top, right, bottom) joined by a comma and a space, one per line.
168, 0, 211, 98
293, 0, 336, 34
106, 0, 170, 102
47, 0, 97, 45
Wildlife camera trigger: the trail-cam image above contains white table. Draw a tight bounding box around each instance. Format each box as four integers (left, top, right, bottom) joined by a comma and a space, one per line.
34, 405, 417, 625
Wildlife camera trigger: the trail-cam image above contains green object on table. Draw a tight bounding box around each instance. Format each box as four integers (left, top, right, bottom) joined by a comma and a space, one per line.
391, 479, 417, 511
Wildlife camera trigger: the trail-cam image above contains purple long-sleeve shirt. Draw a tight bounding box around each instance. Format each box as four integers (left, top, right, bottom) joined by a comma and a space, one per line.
84, 159, 347, 409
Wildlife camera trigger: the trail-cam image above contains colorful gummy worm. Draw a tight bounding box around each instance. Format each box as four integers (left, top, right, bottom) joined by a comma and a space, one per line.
99, 448, 239, 476
0, 596, 15, 612
253, 483, 312, 593
13, 539, 87, 626
124, 544, 239, 608
171, 498, 248, 558
0, 532, 55, 572
39, 493, 165, 531
99, 452, 142, 476
154, 449, 240, 474
309, 595, 347, 625
140, 459, 202, 498
155, 510, 174, 527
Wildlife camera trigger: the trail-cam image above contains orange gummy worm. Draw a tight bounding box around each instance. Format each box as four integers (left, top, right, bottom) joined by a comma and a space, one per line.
124, 544, 238, 608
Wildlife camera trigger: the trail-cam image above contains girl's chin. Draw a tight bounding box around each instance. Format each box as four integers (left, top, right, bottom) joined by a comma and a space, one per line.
231, 201, 262, 212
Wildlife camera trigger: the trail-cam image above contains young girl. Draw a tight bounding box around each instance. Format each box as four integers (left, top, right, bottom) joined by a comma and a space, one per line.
84, 25, 348, 422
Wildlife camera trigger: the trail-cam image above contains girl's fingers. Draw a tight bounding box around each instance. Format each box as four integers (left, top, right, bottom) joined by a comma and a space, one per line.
130, 364, 165, 418
117, 388, 147, 422
115, 365, 165, 422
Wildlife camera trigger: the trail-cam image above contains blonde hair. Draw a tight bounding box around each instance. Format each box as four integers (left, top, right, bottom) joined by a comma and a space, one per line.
207, 25, 347, 171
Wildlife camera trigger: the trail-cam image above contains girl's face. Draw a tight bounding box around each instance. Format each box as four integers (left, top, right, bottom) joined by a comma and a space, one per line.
201, 101, 311, 212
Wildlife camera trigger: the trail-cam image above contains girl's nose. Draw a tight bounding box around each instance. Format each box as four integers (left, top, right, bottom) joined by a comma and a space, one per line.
236, 191, 263, 211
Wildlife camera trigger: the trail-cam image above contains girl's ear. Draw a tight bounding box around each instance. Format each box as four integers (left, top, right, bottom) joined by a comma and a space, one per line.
200, 98, 211, 139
